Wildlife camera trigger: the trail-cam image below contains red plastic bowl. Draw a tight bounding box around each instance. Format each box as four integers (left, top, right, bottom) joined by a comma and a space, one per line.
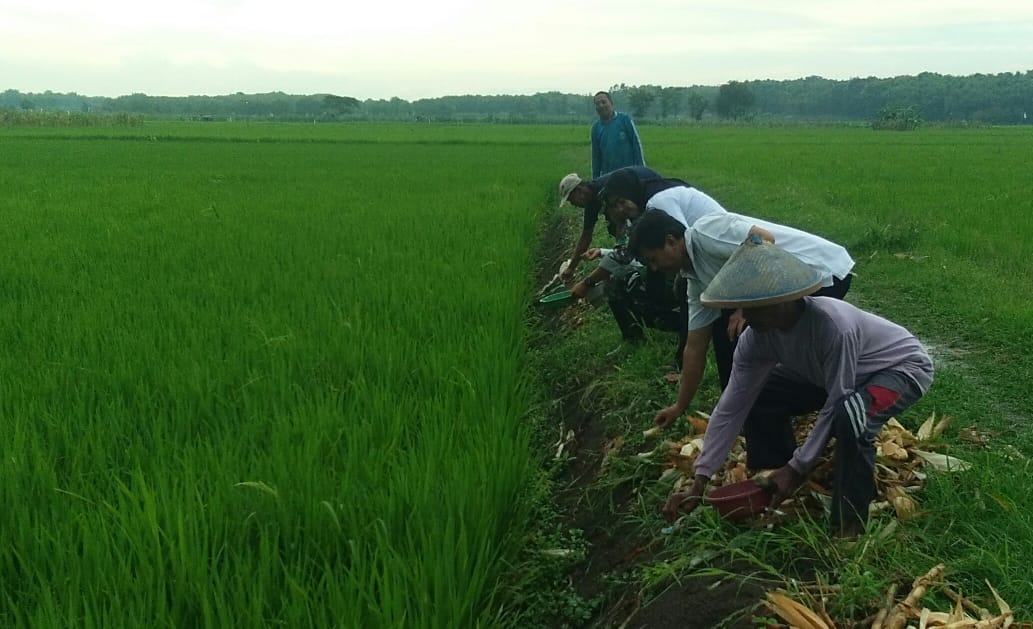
706, 480, 773, 521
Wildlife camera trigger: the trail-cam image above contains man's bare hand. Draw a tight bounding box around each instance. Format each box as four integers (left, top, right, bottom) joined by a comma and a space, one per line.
661, 477, 708, 523
581, 248, 602, 261
768, 465, 805, 507
727, 309, 747, 340
653, 404, 684, 429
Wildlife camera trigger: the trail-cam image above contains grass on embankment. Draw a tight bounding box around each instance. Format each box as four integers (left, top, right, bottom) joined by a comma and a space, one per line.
534, 126, 1033, 624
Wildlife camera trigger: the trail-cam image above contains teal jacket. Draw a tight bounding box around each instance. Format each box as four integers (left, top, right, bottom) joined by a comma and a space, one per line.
591, 112, 645, 179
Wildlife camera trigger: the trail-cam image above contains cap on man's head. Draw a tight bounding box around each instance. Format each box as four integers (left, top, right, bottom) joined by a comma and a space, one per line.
558, 173, 583, 207
700, 235, 824, 309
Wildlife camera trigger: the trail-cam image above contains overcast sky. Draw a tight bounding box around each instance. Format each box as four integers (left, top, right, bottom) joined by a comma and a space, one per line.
2, 0, 1031, 100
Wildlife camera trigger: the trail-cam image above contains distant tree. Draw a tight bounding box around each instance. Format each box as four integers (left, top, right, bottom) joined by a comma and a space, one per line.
322, 94, 360, 116
687, 92, 708, 121
715, 81, 755, 119
8, 70, 1033, 124
659, 87, 682, 119
625, 86, 657, 119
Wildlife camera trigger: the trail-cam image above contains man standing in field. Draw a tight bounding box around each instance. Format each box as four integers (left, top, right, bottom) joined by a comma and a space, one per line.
628, 210, 855, 427
660, 236, 933, 536
591, 91, 645, 179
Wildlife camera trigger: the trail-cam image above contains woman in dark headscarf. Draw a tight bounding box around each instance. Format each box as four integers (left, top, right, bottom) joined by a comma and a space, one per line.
601, 167, 690, 214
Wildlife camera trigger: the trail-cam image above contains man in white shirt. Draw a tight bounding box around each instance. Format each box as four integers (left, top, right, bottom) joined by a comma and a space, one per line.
628, 210, 855, 428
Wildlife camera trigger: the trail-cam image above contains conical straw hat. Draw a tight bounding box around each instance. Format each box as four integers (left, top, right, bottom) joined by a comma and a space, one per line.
700, 235, 824, 308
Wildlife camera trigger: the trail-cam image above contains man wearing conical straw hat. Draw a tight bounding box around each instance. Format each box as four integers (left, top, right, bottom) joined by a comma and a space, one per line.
629, 210, 855, 429
652, 232, 934, 535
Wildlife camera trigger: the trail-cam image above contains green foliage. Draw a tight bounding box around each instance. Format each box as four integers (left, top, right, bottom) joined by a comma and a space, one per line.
716, 81, 756, 119
6, 69, 1032, 123
321, 94, 359, 113
687, 91, 709, 121
622, 85, 659, 120
0, 109, 143, 127
872, 105, 922, 130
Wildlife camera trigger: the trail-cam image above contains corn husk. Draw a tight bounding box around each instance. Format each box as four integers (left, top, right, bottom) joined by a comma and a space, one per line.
881, 439, 911, 461
654, 406, 966, 528
915, 413, 951, 442
886, 485, 920, 520
679, 438, 704, 458
765, 592, 832, 629
686, 415, 709, 434
912, 449, 972, 472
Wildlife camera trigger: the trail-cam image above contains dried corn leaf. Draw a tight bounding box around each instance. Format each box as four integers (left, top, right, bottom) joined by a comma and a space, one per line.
886, 418, 907, 430
883, 418, 918, 445
886, 486, 920, 520
933, 615, 979, 623
917, 414, 938, 441
920, 609, 957, 627
670, 454, 696, 473
912, 449, 972, 472
726, 463, 748, 484
948, 599, 964, 624
959, 427, 990, 446
679, 438, 704, 458
765, 592, 831, 629
877, 462, 902, 477
919, 607, 932, 629
881, 440, 911, 461
687, 416, 709, 433
876, 519, 899, 542
661, 440, 682, 453
887, 564, 946, 629
986, 580, 1012, 624
947, 598, 979, 624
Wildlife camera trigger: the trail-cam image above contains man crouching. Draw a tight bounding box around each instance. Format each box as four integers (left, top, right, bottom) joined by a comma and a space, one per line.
661, 235, 934, 537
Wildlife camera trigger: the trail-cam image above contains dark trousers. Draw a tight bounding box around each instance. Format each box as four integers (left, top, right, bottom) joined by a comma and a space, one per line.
743, 369, 925, 533
712, 274, 853, 387
608, 269, 682, 351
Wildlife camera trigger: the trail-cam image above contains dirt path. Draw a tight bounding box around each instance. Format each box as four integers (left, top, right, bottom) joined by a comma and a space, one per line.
531, 208, 765, 628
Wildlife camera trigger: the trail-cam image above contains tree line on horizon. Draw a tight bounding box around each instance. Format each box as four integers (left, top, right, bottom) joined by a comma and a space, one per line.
3, 70, 1032, 125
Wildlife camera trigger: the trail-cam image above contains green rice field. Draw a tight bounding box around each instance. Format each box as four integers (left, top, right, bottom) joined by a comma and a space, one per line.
2, 122, 1033, 626
0, 123, 567, 627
